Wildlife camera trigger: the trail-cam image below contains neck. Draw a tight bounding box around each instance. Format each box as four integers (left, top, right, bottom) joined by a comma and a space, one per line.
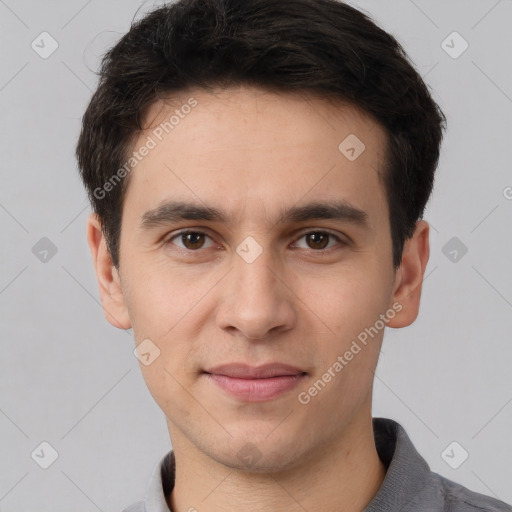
167, 412, 386, 512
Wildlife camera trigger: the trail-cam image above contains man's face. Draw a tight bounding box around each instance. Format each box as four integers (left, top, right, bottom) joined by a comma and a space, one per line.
100, 86, 406, 470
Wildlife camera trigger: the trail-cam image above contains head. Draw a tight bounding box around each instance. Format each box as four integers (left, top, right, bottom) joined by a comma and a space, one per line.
78, 0, 445, 472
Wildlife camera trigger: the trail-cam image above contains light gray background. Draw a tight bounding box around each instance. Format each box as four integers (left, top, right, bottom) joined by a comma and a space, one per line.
1, 0, 511, 510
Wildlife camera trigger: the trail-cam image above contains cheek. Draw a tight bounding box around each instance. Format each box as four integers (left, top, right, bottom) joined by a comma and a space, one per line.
121, 259, 204, 338
298, 263, 390, 337
123, 263, 210, 390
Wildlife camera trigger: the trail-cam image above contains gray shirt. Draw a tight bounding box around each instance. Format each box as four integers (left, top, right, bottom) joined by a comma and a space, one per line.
122, 417, 511, 511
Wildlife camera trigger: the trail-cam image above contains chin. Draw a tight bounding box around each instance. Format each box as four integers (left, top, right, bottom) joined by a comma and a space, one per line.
203, 434, 307, 474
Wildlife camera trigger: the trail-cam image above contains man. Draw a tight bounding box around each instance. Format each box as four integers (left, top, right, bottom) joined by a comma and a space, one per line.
76, 0, 511, 510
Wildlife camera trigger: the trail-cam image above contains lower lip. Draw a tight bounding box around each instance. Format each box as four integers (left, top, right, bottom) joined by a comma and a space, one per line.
205, 373, 306, 402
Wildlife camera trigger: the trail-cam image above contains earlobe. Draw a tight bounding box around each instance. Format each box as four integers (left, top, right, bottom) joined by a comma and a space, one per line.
387, 220, 430, 328
86, 213, 132, 330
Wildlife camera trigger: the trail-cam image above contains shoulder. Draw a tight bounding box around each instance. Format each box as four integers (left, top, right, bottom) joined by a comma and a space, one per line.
430, 472, 512, 512
371, 418, 511, 512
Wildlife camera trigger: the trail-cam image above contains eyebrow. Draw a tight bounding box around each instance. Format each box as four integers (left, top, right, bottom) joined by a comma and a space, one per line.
139, 199, 370, 231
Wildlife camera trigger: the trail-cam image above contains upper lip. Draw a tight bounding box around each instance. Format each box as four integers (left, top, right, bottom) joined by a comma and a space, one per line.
204, 363, 306, 379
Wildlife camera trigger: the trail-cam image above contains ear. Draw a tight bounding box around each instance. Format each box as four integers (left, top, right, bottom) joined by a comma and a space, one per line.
86, 213, 132, 330
387, 220, 430, 328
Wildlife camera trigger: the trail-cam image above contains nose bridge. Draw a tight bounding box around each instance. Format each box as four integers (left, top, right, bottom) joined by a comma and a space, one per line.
217, 239, 295, 339
233, 242, 281, 306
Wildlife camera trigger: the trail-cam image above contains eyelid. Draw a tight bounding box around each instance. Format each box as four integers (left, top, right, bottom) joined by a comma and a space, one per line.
293, 227, 348, 243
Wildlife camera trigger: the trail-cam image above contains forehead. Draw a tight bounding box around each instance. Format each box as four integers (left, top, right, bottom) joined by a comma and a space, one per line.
142, 85, 386, 153
123, 85, 389, 228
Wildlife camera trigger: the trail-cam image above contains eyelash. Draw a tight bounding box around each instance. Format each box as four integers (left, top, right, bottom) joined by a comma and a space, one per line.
163, 229, 347, 254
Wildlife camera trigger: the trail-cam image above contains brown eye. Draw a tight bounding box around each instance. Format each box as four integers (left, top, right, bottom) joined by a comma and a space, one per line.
294, 231, 344, 251
181, 232, 205, 250
166, 231, 215, 251
305, 232, 330, 250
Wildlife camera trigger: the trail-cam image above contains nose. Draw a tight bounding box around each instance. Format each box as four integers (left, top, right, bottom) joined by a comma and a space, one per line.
215, 246, 297, 341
